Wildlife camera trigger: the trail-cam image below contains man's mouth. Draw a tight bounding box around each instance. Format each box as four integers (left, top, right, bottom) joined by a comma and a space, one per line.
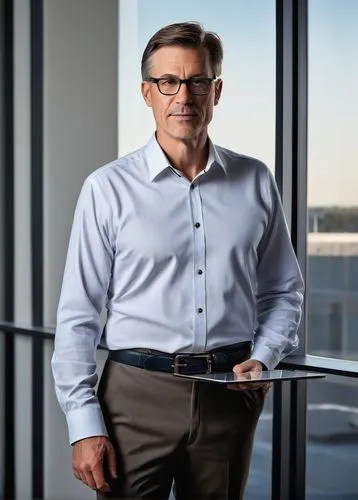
171, 113, 197, 119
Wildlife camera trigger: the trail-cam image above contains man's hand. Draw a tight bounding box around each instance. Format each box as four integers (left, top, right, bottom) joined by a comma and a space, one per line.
228, 359, 271, 395
72, 436, 117, 492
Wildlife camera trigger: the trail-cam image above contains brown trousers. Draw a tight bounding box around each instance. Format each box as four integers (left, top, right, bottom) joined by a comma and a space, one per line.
97, 359, 264, 500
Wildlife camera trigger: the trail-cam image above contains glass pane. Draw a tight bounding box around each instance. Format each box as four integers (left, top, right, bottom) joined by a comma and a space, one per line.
307, 375, 358, 498
118, 0, 276, 172
307, 0, 358, 360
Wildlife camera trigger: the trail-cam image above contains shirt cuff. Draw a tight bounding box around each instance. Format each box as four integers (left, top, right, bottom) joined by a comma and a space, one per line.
250, 346, 280, 371
66, 405, 108, 445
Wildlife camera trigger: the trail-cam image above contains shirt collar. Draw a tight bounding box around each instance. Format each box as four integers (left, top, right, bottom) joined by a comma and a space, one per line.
206, 138, 227, 176
144, 134, 228, 182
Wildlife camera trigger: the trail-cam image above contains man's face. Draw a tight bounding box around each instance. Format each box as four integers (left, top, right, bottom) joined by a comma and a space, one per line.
141, 45, 222, 141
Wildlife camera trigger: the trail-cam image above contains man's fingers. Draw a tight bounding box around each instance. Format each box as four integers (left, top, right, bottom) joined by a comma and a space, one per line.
227, 383, 261, 391
72, 468, 81, 480
73, 465, 110, 493
227, 383, 247, 391
81, 469, 97, 490
228, 382, 271, 392
233, 359, 263, 375
92, 466, 111, 492
72, 436, 115, 491
262, 382, 272, 395
106, 443, 118, 479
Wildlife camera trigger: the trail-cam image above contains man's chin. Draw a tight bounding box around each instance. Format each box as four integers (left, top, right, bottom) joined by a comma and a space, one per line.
168, 126, 200, 141
174, 133, 198, 141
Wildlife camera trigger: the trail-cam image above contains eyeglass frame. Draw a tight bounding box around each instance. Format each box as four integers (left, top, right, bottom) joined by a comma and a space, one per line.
144, 75, 217, 96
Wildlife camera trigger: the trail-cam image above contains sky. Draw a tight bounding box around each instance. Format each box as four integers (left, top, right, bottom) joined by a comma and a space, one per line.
118, 0, 358, 207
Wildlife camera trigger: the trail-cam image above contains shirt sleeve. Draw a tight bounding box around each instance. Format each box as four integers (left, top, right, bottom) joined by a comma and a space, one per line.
250, 168, 305, 370
51, 177, 114, 444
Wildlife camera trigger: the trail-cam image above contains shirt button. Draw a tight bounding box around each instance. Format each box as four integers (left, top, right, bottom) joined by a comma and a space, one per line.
197, 269, 203, 275
190, 184, 195, 190
195, 222, 201, 228
197, 307, 203, 313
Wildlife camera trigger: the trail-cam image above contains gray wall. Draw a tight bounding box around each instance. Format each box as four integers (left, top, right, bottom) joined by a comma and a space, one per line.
43, 0, 118, 327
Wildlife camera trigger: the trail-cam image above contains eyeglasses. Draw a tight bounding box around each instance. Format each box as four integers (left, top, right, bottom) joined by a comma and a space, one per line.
145, 75, 217, 96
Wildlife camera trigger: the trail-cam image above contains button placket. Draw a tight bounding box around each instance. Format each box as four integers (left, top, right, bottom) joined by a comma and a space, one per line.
189, 183, 207, 351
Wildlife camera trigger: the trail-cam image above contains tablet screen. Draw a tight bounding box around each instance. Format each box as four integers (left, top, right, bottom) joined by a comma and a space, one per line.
174, 369, 325, 384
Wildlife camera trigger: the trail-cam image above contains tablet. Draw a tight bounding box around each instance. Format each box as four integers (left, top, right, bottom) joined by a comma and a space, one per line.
174, 369, 325, 384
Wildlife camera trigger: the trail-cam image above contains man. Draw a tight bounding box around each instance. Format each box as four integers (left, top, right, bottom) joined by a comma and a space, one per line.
52, 22, 304, 500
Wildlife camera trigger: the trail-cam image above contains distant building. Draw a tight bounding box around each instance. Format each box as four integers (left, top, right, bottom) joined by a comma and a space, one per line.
308, 232, 358, 256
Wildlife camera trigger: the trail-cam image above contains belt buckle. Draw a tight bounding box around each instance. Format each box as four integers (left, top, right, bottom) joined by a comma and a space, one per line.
173, 354, 213, 375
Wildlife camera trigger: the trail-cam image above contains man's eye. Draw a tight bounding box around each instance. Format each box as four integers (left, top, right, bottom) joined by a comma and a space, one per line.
161, 78, 178, 86
191, 79, 207, 86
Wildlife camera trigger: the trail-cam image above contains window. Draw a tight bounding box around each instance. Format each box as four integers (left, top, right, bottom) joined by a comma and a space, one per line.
306, 2, 358, 496
307, 0, 358, 361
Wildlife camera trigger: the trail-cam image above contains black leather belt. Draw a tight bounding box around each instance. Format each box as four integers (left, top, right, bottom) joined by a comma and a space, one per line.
108, 342, 252, 375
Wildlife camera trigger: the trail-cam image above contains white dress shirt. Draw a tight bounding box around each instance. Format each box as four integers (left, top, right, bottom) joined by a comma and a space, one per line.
52, 134, 304, 444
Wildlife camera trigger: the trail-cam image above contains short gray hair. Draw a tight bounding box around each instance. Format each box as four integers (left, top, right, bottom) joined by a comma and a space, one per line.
141, 22, 223, 79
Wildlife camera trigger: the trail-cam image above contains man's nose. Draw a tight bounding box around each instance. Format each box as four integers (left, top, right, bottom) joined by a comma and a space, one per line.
175, 81, 193, 103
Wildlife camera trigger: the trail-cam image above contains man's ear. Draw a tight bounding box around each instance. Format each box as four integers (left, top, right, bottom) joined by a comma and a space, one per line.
214, 79, 223, 106
141, 81, 152, 107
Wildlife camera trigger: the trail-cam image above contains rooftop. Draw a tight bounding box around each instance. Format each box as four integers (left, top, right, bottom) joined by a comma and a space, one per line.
308, 233, 358, 256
